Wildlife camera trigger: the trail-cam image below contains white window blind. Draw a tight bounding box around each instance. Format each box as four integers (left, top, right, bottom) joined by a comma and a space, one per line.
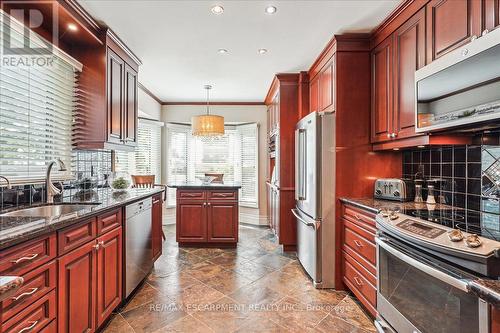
0, 11, 81, 183
165, 123, 259, 208
114, 118, 163, 182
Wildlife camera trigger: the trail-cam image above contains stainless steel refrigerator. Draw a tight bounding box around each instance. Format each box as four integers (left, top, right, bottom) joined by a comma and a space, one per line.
292, 111, 335, 288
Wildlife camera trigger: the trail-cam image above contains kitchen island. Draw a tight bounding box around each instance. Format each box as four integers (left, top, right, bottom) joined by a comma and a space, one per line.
168, 182, 241, 247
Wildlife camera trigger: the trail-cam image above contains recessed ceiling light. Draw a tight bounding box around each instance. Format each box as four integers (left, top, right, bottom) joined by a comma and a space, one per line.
211, 5, 224, 15
265, 6, 277, 14
218, 48, 228, 54
67, 23, 78, 31
258, 48, 268, 54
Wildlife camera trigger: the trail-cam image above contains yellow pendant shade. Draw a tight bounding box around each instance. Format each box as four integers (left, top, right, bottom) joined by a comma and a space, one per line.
191, 114, 225, 136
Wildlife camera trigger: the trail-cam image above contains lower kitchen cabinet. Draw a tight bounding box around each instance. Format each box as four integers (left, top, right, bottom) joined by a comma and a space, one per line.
96, 227, 122, 327
341, 203, 377, 317
152, 194, 164, 260
175, 188, 239, 246
58, 240, 97, 333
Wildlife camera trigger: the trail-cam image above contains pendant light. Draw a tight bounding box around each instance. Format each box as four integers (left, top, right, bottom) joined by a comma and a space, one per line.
191, 85, 225, 136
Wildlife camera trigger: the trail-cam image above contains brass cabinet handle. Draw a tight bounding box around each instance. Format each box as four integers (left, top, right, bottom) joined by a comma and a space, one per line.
93, 243, 100, 250
11, 253, 38, 264
353, 276, 363, 286
11, 287, 38, 301
18, 321, 38, 333
353, 240, 363, 248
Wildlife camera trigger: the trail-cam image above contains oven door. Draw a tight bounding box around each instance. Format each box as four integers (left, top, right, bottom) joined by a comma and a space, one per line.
375, 236, 489, 333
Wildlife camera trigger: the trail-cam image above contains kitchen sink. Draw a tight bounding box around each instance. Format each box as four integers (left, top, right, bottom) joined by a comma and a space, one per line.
0, 204, 99, 217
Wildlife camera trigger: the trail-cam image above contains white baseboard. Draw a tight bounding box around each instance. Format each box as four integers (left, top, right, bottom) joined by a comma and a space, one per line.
162, 208, 268, 226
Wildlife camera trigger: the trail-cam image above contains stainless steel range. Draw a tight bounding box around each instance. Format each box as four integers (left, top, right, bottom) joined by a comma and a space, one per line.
375, 207, 500, 333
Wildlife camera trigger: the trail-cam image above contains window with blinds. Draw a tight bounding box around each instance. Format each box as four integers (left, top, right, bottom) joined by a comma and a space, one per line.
114, 118, 163, 182
0, 10, 81, 183
165, 123, 259, 208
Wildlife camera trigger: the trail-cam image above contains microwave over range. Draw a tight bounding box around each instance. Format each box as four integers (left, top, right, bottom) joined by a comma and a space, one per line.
415, 28, 500, 133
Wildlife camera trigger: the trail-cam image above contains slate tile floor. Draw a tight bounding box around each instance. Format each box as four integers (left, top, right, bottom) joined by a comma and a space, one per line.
102, 224, 376, 333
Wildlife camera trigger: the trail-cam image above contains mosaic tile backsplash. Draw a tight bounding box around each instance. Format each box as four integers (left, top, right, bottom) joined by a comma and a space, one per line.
0, 150, 112, 211
402, 145, 500, 240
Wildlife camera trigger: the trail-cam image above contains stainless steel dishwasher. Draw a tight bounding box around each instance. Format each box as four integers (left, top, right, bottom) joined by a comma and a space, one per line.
124, 197, 153, 298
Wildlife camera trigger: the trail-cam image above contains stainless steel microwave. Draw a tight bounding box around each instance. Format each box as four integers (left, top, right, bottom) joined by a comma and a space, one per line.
415, 28, 500, 133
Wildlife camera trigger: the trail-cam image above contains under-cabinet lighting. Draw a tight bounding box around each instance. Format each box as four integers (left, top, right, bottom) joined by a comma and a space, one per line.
67, 23, 78, 31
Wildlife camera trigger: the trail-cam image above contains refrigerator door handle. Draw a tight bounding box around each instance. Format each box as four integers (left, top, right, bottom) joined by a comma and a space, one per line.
295, 129, 300, 201
295, 129, 306, 201
292, 208, 318, 230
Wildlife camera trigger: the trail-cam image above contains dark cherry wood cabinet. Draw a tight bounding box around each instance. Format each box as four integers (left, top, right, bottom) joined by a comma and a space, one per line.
73, 29, 141, 151
152, 194, 163, 261
175, 188, 239, 246
58, 240, 96, 333
96, 227, 122, 327
371, 36, 393, 143
319, 60, 335, 112
484, 0, 500, 31
309, 76, 319, 114
207, 202, 239, 243
393, 8, 426, 140
426, 0, 482, 63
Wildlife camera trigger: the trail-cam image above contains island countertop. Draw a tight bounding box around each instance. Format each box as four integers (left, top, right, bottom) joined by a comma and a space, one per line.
167, 181, 242, 189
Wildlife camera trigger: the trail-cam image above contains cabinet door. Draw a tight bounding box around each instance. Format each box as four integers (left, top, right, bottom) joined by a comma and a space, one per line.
177, 202, 207, 242
309, 76, 319, 114
58, 241, 96, 333
319, 60, 334, 112
426, 0, 482, 63
107, 48, 125, 144
393, 8, 426, 139
96, 227, 122, 327
484, 0, 500, 31
152, 194, 163, 260
207, 202, 238, 243
371, 36, 393, 143
124, 64, 138, 146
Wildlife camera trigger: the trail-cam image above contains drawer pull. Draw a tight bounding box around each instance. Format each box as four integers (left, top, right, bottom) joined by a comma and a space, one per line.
19, 321, 38, 333
11, 287, 38, 301
354, 214, 361, 220
215, 193, 232, 197
353, 240, 363, 248
11, 253, 39, 264
353, 276, 363, 286
183, 193, 200, 197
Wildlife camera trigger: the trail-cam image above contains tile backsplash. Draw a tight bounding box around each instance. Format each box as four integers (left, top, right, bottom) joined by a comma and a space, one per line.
0, 150, 112, 211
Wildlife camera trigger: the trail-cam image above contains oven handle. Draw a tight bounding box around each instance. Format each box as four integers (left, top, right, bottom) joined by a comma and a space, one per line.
376, 236, 470, 292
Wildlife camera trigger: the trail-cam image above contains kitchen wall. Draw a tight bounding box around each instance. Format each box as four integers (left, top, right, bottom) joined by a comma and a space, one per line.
161, 104, 268, 225
402, 143, 500, 238
139, 86, 162, 121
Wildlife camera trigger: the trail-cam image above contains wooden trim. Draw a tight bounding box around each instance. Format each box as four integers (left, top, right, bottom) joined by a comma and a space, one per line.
162, 101, 265, 106
264, 76, 280, 105
264, 73, 300, 105
370, 0, 429, 49
106, 29, 142, 66
138, 82, 163, 105
60, 0, 102, 32
372, 134, 473, 150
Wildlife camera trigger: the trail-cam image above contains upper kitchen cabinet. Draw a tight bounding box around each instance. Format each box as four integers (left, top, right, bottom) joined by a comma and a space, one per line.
371, 36, 393, 143
426, 0, 482, 63
73, 29, 141, 151
309, 59, 335, 114
393, 7, 426, 139
484, 0, 500, 31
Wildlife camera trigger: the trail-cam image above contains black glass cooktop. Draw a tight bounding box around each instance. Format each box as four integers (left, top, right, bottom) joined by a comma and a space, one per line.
400, 207, 500, 241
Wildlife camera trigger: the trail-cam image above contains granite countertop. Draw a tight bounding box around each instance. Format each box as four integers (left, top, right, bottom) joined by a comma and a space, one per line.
0, 187, 164, 250
339, 197, 452, 214
0, 276, 24, 302
167, 181, 242, 189
467, 279, 500, 308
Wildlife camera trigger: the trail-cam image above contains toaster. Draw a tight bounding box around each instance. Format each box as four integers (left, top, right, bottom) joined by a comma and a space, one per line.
374, 178, 414, 202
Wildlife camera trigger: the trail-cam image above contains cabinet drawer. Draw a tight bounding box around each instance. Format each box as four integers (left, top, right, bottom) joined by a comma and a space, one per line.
208, 190, 237, 201
1, 289, 56, 333
58, 218, 96, 255
343, 205, 376, 230
97, 209, 122, 235
40, 320, 56, 333
1, 260, 56, 321
342, 252, 376, 315
343, 219, 376, 266
178, 190, 206, 200
0, 234, 56, 276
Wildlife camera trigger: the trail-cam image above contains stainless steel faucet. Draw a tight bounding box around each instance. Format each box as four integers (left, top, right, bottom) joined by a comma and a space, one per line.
0, 176, 12, 189
46, 159, 67, 204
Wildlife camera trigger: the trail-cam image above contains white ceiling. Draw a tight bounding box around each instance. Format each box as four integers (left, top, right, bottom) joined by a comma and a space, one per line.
78, 0, 400, 102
